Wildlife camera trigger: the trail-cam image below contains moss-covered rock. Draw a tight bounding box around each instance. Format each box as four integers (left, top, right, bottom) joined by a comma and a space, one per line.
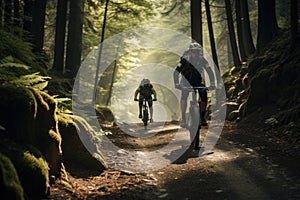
0, 139, 49, 199
0, 153, 24, 200
58, 113, 106, 172
0, 85, 62, 177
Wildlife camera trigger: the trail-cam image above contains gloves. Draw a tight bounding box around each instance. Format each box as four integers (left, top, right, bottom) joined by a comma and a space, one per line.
134, 98, 139, 101
175, 83, 181, 89
153, 98, 157, 101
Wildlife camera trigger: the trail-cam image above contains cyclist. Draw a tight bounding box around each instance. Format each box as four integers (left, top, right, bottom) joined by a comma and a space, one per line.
173, 42, 215, 128
134, 78, 157, 123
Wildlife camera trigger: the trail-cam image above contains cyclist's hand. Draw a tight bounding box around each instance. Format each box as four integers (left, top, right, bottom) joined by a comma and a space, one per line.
175, 83, 181, 90
134, 98, 139, 101
153, 98, 157, 101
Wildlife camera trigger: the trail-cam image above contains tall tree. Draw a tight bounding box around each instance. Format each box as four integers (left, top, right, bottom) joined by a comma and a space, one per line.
236, 0, 247, 61
53, 0, 68, 73
93, 0, 109, 105
205, 0, 219, 71
256, 0, 278, 54
65, 0, 84, 78
190, 0, 202, 45
13, 0, 20, 29
4, 0, 13, 26
290, 0, 298, 44
32, 0, 47, 53
225, 0, 240, 67
23, 0, 33, 34
240, 0, 255, 58
0, 0, 3, 27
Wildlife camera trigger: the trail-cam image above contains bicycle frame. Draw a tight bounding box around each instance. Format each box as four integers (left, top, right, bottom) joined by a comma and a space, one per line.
182, 86, 208, 149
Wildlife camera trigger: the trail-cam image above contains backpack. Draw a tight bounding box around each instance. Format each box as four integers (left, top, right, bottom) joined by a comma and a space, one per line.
139, 84, 153, 97
181, 59, 202, 81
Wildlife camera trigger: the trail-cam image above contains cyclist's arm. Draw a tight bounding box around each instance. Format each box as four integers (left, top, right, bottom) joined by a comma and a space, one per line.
203, 59, 215, 86
151, 88, 157, 99
134, 87, 140, 99
173, 59, 184, 85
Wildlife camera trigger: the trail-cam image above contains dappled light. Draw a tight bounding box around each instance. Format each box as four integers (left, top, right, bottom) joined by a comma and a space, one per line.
1, 0, 300, 199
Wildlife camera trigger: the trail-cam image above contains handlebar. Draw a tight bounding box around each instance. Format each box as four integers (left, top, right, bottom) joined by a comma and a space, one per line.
181, 86, 208, 89
134, 98, 157, 101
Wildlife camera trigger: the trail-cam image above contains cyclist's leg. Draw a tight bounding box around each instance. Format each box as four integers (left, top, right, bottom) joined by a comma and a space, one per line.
147, 99, 153, 122
180, 90, 189, 127
138, 96, 144, 118
198, 86, 208, 125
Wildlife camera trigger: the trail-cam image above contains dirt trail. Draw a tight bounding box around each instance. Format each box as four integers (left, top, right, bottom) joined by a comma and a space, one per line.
49, 120, 300, 200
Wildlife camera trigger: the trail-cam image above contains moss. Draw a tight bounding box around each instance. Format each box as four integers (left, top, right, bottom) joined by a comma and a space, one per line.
0, 84, 63, 178
0, 85, 37, 142
0, 140, 50, 199
58, 114, 106, 171
0, 153, 24, 200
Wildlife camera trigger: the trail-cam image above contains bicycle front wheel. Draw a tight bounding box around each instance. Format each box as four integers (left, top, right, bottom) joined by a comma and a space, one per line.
187, 104, 200, 143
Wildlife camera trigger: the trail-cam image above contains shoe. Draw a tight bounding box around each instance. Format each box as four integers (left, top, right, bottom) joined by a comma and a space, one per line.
201, 120, 208, 126
139, 114, 142, 118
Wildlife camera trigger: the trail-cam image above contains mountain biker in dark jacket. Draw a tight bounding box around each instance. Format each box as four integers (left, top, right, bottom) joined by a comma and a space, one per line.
173, 42, 215, 127
134, 78, 157, 122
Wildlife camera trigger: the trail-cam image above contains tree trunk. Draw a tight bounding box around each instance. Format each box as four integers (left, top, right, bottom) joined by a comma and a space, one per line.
225, 0, 240, 68
240, 0, 255, 57
93, 0, 109, 105
32, 0, 47, 53
13, 0, 20, 29
256, 0, 278, 54
205, 0, 219, 71
65, 0, 84, 79
4, 0, 12, 27
190, 0, 202, 45
53, 0, 68, 73
236, 0, 247, 61
290, 0, 298, 44
0, 0, 3, 27
23, 0, 33, 35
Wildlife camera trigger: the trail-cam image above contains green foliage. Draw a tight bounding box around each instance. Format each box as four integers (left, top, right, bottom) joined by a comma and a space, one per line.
0, 29, 38, 68
11, 72, 51, 90
0, 153, 24, 200
0, 62, 31, 82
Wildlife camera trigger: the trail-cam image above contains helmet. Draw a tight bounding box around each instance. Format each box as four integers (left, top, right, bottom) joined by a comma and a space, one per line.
188, 42, 203, 56
141, 78, 150, 86
189, 42, 202, 51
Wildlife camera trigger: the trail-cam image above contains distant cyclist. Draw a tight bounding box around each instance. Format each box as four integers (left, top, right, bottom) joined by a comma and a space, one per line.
173, 42, 215, 127
134, 78, 157, 123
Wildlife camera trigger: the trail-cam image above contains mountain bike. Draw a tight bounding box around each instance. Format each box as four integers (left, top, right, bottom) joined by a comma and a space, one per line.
135, 98, 156, 127
182, 86, 208, 150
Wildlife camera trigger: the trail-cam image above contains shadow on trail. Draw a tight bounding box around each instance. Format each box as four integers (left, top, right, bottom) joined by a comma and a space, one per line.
164, 147, 199, 164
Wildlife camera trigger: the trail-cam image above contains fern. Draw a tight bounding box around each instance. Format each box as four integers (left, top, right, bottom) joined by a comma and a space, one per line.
53, 95, 72, 113
0, 62, 31, 83
10, 72, 51, 90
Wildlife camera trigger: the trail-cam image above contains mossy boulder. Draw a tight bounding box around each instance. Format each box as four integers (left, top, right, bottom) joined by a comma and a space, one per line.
58, 113, 106, 172
0, 84, 62, 177
0, 139, 49, 199
0, 153, 24, 200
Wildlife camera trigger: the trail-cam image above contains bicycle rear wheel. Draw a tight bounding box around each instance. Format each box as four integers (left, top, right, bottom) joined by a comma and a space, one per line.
143, 109, 148, 126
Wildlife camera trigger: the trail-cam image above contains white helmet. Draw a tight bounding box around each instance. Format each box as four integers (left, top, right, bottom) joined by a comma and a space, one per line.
141, 78, 150, 86
189, 42, 202, 51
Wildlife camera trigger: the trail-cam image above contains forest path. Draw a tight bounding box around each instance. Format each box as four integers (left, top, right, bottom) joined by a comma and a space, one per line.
49, 120, 300, 200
